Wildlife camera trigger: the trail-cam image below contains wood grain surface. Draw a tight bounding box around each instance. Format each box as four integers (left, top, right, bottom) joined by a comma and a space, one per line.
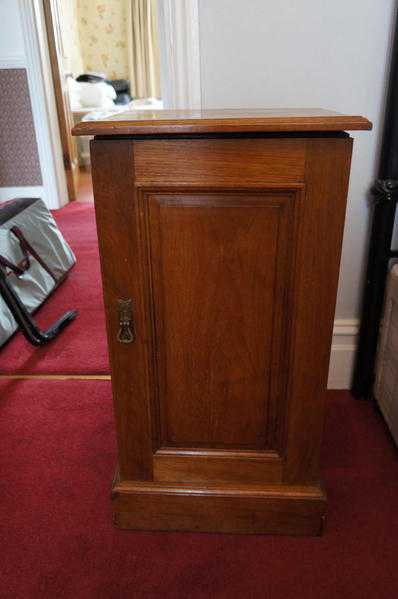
73, 108, 371, 136
89, 123, 362, 534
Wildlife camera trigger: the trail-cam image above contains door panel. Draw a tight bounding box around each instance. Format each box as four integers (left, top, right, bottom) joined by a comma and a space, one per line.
144, 192, 298, 455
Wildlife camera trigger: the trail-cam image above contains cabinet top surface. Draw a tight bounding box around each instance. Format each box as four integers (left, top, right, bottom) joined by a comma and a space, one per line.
72, 108, 372, 137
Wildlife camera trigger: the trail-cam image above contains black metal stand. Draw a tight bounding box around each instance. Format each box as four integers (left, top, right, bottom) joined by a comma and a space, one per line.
0, 266, 77, 346
352, 12, 398, 399
352, 181, 398, 398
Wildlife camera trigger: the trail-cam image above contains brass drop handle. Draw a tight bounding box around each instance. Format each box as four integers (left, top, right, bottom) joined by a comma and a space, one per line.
117, 298, 136, 344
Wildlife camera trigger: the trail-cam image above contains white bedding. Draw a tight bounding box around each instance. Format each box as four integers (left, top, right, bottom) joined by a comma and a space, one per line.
80, 97, 164, 122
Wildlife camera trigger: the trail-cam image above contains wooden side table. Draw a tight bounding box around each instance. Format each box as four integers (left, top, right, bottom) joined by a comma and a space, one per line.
73, 109, 371, 535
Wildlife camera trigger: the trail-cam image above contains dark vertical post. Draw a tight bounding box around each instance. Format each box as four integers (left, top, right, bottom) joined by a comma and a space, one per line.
352, 15, 398, 398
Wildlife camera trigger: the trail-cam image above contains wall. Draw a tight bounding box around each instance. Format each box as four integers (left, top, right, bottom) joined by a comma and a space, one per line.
0, 0, 25, 58
59, 0, 83, 76
198, 0, 397, 387
0, 0, 67, 209
76, 0, 129, 79
0, 69, 42, 186
0, 1, 41, 190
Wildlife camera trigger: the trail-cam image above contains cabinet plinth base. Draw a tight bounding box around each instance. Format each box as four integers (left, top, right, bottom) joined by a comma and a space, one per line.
112, 477, 327, 536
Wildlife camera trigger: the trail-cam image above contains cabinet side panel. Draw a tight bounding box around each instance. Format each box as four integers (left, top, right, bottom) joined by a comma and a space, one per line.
90, 139, 153, 480
284, 137, 353, 483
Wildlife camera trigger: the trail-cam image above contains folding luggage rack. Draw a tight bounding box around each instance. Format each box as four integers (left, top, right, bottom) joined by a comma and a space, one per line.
0, 198, 77, 347
0, 269, 76, 346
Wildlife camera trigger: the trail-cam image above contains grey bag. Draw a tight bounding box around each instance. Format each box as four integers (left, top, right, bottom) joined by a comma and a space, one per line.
0, 198, 76, 347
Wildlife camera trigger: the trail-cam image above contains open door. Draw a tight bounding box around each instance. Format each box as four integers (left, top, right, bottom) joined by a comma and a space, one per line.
43, 0, 79, 201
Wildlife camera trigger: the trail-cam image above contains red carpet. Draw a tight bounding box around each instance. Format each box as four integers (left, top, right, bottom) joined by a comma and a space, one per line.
1, 382, 397, 598
0, 203, 110, 375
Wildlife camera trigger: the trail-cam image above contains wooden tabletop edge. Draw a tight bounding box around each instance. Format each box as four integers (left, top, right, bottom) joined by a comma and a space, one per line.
72, 115, 372, 136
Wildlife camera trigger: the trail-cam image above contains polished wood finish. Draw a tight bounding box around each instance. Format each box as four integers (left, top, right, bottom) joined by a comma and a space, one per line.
153, 449, 283, 485
113, 477, 326, 536
147, 192, 296, 450
73, 108, 371, 137
133, 138, 306, 187
44, 0, 79, 201
91, 140, 153, 481
86, 111, 369, 535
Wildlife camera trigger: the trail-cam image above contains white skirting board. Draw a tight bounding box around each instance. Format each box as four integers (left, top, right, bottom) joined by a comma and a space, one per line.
327, 319, 359, 389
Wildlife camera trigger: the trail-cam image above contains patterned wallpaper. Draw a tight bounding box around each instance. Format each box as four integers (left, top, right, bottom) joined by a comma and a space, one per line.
0, 69, 42, 187
76, 0, 129, 80
60, 0, 83, 76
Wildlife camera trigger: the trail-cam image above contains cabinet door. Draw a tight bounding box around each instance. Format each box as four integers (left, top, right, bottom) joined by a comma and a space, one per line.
141, 191, 299, 484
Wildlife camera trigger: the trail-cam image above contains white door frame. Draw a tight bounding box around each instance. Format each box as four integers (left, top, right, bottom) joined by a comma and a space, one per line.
158, 0, 202, 109
20, 0, 202, 209
18, 0, 68, 210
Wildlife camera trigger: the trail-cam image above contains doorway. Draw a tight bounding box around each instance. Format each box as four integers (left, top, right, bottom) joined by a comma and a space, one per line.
43, 0, 163, 204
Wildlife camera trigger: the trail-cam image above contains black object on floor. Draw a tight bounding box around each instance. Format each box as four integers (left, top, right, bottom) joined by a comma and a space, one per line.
353, 16, 398, 399
0, 266, 77, 346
